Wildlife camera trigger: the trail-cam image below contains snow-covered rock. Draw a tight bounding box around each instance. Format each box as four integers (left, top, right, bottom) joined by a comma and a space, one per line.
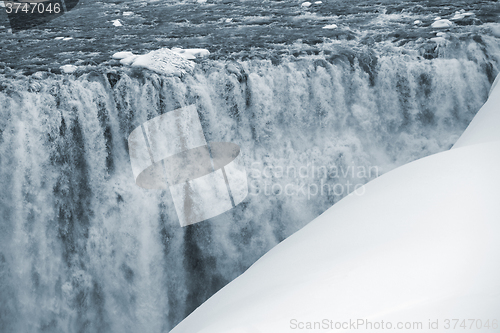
111, 19, 123, 27
431, 19, 453, 28
301, 2, 312, 7
169, 75, 500, 333
322, 24, 338, 29
171, 48, 210, 60
129, 48, 195, 76
60, 65, 78, 74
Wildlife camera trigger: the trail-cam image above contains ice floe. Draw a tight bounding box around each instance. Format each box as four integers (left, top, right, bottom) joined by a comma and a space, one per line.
322, 24, 338, 29
431, 19, 453, 29
413, 20, 422, 25
111, 48, 196, 76
314, 1, 322, 4
112, 51, 135, 60
130, 49, 195, 76
123, 11, 133, 16
301, 2, 312, 8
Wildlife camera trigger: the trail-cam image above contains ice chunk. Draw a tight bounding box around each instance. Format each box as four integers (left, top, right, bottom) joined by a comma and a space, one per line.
431, 19, 452, 29
111, 19, 123, 27
322, 24, 338, 29
112, 51, 135, 60
301, 2, 312, 7
129, 48, 196, 76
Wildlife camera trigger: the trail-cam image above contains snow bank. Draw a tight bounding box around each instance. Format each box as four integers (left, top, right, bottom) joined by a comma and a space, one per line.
170, 74, 500, 333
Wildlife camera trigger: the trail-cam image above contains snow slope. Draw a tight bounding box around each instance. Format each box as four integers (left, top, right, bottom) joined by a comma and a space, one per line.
170, 74, 500, 333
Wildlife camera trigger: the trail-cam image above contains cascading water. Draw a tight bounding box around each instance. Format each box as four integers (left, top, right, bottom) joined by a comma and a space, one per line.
1, 31, 499, 332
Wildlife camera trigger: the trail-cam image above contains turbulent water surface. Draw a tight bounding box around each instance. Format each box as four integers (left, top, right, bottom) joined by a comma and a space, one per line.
1, 0, 500, 332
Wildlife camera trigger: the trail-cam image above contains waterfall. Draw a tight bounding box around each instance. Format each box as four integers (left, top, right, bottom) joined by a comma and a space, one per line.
0, 42, 497, 332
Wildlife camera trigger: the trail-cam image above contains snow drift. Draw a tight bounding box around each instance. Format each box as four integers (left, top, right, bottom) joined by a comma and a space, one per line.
170, 74, 500, 333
